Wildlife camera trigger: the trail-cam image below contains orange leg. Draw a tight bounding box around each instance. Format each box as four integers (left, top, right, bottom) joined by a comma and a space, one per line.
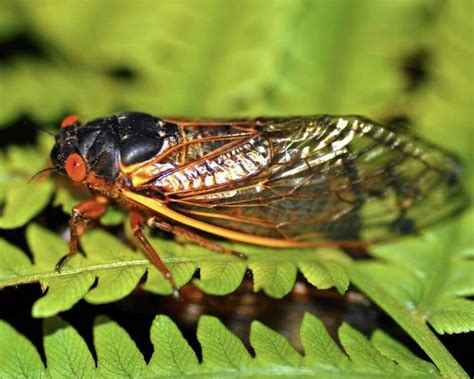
55, 198, 108, 271
147, 217, 247, 259
129, 212, 178, 296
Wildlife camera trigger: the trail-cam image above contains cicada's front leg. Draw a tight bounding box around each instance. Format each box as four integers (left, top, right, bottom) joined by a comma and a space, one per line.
55, 197, 108, 272
129, 211, 178, 296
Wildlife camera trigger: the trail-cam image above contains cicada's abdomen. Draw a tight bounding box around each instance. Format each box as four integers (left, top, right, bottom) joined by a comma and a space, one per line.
153, 135, 271, 193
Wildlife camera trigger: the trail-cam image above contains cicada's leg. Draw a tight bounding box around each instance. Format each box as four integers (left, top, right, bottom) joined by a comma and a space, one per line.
147, 217, 248, 259
129, 212, 178, 296
55, 198, 108, 272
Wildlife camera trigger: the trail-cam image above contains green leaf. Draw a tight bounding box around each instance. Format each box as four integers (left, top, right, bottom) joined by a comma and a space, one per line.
429, 297, 474, 335
81, 231, 146, 304
250, 321, 302, 368
33, 275, 95, 318
299, 259, 350, 294
0, 181, 53, 229
300, 313, 351, 370
0, 313, 445, 377
43, 317, 95, 378
26, 223, 95, 317
250, 260, 297, 298
348, 216, 473, 377
371, 330, 437, 374
94, 316, 146, 378
147, 315, 199, 376
0, 238, 32, 279
0, 140, 54, 229
0, 224, 350, 317
198, 316, 252, 372
338, 322, 398, 374
354, 218, 474, 333
193, 258, 247, 295
0, 320, 46, 378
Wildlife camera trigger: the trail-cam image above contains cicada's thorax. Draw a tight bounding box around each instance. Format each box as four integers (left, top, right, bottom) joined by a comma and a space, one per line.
128, 124, 272, 195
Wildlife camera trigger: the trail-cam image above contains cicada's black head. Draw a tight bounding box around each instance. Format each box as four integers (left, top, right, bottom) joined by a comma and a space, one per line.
50, 114, 121, 183
51, 112, 179, 183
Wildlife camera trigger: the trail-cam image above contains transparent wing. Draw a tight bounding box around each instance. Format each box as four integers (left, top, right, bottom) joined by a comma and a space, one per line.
157, 116, 467, 244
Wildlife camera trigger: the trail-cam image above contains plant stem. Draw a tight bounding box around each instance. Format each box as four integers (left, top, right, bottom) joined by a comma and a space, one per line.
348, 264, 468, 379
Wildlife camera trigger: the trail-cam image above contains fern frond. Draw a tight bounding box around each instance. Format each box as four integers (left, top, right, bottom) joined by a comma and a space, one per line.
0, 313, 443, 378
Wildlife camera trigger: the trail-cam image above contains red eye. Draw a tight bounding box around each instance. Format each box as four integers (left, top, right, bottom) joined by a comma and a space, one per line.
61, 115, 81, 128
65, 153, 87, 182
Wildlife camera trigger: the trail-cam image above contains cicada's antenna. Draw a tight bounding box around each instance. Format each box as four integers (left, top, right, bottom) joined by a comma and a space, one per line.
30, 114, 82, 136
28, 167, 55, 183
17, 118, 56, 138
29, 121, 56, 137
36, 127, 55, 137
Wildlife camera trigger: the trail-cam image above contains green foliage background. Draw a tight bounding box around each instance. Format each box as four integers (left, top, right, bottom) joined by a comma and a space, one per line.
0, 0, 473, 377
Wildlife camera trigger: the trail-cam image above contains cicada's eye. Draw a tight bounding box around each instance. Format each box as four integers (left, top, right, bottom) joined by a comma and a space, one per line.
65, 153, 87, 181
61, 115, 81, 128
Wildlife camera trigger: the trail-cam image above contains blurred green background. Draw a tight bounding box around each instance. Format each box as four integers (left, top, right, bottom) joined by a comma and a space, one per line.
1, 0, 472, 179
0, 0, 470, 149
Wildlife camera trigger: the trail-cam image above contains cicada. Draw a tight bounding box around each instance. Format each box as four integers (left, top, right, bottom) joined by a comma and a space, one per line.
50, 112, 467, 291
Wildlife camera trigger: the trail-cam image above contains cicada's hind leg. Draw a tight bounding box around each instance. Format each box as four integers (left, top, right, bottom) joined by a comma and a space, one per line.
55, 197, 108, 272
129, 212, 178, 296
147, 217, 248, 259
